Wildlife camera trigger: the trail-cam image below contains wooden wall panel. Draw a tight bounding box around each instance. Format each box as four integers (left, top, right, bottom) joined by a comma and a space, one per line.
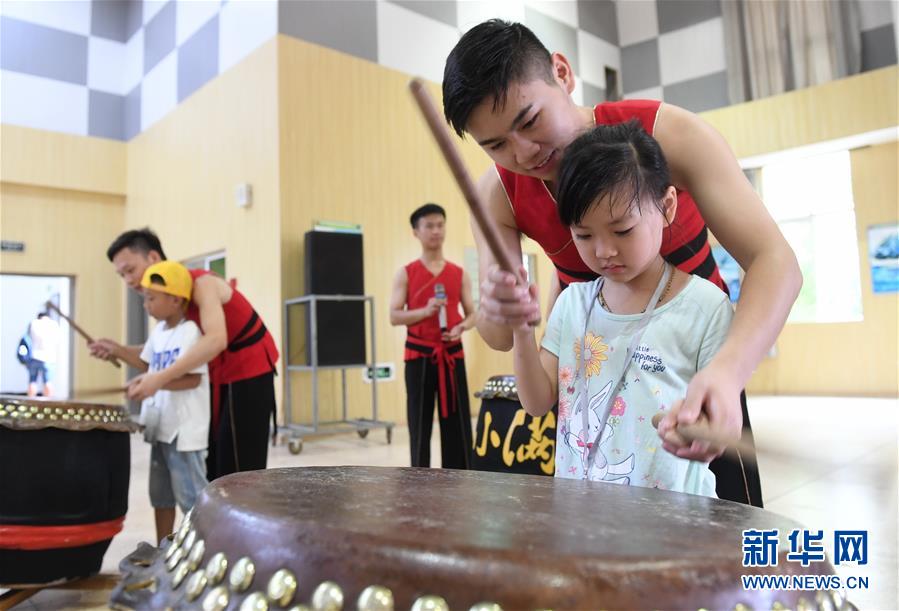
124, 40, 283, 408
1, 125, 127, 195
0, 183, 125, 394
701, 67, 898, 397
702, 66, 897, 159
277, 36, 524, 427
745, 143, 898, 396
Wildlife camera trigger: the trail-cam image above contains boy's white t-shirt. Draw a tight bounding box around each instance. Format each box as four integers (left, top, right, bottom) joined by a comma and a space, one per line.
139, 318, 209, 451
541, 275, 733, 497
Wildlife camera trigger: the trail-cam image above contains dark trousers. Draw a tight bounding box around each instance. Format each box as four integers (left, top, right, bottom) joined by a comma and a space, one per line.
206, 371, 275, 481
405, 357, 472, 469
709, 391, 764, 507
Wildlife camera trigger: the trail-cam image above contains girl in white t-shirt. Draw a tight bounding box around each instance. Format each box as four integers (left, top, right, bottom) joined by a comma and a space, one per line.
511, 121, 733, 496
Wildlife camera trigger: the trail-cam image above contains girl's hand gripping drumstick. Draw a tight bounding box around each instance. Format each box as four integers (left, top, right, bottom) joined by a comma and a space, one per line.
651, 411, 756, 466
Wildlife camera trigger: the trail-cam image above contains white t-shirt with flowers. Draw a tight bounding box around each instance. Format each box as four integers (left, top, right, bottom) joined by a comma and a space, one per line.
541, 275, 731, 497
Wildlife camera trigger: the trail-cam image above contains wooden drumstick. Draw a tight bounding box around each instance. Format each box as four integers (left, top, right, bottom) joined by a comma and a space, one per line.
408, 79, 523, 281
651, 412, 757, 466
45, 301, 122, 368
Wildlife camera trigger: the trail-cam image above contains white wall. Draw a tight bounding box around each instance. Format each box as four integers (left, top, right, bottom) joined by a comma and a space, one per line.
0, 274, 71, 396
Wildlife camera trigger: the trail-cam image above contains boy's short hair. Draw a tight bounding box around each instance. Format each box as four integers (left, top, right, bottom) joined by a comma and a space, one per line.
106, 228, 167, 262
556, 120, 672, 226
410, 203, 446, 228
443, 19, 555, 137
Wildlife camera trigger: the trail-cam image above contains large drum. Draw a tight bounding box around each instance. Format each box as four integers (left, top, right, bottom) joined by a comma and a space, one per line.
0, 395, 137, 586
112, 466, 847, 610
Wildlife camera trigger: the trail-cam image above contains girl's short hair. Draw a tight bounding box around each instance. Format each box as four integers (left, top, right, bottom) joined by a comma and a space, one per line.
556, 120, 671, 226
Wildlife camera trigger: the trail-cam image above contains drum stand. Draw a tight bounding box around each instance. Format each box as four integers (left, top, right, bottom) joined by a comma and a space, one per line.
0, 574, 120, 610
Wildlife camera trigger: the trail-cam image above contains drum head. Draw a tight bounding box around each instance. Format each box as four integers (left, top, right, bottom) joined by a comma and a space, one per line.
114, 466, 835, 610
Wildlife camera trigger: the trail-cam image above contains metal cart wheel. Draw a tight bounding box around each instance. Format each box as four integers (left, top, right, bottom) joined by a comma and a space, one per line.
357, 428, 369, 439
386, 426, 393, 444
288, 437, 304, 455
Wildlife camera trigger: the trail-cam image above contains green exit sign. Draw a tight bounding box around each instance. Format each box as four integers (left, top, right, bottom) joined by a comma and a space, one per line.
363, 363, 395, 383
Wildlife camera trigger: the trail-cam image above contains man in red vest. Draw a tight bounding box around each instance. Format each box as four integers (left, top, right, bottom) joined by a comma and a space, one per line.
390, 204, 476, 468
90, 228, 279, 480
442, 20, 802, 506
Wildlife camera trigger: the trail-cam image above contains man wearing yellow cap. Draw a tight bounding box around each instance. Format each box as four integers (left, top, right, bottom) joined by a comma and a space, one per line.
114, 261, 210, 543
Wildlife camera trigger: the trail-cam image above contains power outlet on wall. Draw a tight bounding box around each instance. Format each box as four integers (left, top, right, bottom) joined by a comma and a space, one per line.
235, 183, 253, 208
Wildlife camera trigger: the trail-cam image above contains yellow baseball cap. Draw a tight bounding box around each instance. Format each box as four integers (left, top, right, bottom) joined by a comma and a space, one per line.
140, 261, 193, 301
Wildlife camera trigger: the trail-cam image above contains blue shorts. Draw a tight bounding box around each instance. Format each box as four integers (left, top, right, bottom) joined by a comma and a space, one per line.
149, 441, 208, 512
27, 360, 51, 384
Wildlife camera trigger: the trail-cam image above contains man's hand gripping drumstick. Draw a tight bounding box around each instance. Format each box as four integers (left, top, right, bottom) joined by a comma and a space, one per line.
408, 79, 540, 327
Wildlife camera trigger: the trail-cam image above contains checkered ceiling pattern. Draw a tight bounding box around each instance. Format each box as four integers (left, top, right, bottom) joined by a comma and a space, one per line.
1, 0, 895, 142
617, 0, 898, 112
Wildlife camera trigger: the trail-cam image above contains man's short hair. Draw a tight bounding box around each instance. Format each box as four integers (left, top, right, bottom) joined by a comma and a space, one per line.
410, 203, 446, 228
106, 228, 167, 262
443, 19, 555, 137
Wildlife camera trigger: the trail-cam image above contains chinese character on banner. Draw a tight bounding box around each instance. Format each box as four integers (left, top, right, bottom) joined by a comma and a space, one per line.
786, 530, 827, 566
742, 529, 779, 567
834, 530, 868, 565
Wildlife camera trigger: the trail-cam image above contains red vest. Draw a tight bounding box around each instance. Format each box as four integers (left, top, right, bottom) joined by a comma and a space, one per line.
404, 259, 464, 355
403, 259, 465, 418
186, 270, 279, 427
496, 99, 725, 293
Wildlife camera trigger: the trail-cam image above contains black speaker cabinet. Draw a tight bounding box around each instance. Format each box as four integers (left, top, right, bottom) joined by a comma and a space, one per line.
304, 231, 366, 366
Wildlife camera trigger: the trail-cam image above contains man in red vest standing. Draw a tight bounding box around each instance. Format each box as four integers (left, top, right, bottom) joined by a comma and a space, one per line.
390, 204, 476, 469
90, 228, 279, 480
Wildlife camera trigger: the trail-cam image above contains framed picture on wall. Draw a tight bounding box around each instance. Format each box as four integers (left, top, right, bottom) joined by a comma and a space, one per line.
711, 245, 742, 304
867, 223, 899, 294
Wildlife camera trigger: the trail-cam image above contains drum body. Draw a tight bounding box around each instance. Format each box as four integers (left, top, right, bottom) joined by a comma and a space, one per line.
471, 375, 556, 476
0, 396, 136, 586
113, 466, 845, 610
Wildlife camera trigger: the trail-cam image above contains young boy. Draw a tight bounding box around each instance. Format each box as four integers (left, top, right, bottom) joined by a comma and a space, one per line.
124, 261, 210, 542
389, 203, 477, 468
